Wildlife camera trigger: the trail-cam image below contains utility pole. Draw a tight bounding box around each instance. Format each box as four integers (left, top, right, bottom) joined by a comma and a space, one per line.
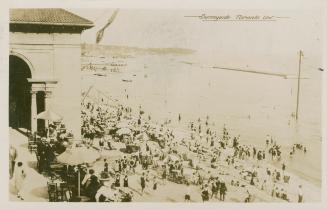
295, 50, 303, 120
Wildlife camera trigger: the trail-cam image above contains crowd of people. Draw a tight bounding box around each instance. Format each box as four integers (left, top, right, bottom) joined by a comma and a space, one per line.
9, 90, 310, 203
35, 123, 74, 174
76, 93, 309, 203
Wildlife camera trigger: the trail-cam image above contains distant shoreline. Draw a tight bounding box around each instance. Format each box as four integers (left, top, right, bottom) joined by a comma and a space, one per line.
81, 43, 196, 56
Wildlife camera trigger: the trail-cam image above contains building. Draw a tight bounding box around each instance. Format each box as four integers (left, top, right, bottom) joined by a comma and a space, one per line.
9, 9, 94, 139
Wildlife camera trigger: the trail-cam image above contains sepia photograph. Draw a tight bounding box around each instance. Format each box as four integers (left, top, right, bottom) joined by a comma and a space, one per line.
6, 6, 324, 204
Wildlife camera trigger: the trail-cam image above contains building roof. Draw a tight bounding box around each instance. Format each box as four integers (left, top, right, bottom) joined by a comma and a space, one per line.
10, 8, 94, 27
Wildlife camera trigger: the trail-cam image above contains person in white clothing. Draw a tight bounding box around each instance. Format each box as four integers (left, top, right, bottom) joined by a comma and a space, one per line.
298, 185, 303, 203
95, 180, 119, 202
14, 162, 26, 200
9, 145, 17, 179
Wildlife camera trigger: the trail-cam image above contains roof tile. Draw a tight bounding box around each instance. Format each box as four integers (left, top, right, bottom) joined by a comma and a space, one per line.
10, 8, 93, 27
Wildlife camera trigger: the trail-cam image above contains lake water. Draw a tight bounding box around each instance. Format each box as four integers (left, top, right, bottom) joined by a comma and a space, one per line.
81, 52, 322, 187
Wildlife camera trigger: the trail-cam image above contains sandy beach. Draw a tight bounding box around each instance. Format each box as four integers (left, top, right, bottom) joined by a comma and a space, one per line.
81, 48, 321, 189
73, 45, 321, 203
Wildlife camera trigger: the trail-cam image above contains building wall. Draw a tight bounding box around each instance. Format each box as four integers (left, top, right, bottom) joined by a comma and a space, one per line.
10, 32, 82, 139
51, 44, 81, 139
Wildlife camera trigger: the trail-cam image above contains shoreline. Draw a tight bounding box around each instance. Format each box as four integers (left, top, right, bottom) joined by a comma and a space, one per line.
82, 69, 322, 186
82, 85, 321, 202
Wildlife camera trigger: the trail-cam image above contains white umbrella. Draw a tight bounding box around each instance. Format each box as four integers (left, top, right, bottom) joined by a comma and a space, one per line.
36, 109, 62, 122
168, 153, 180, 162
136, 132, 149, 141
100, 149, 124, 160
116, 127, 132, 135
37, 109, 63, 137
57, 147, 100, 196
57, 147, 100, 165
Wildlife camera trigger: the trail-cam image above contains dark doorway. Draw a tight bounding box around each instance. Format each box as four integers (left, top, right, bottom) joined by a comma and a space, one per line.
9, 55, 32, 130
36, 91, 45, 133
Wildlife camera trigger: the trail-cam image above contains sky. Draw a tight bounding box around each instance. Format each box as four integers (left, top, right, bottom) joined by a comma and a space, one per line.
69, 9, 323, 74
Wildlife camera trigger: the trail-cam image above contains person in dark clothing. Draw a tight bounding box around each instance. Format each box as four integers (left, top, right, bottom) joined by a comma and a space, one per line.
184, 183, 191, 202
87, 175, 100, 202
282, 163, 286, 172
216, 178, 221, 196
219, 181, 227, 201
123, 175, 129, 187
44, 143, 55, 173
115, 174, 121, 187
36, 141, 45, 172
144, 159, 149, 170
162, 168, 167, 180
276, 171, 281, 181
201, 184, 209, 202
153, 176, 157, 190
141, 173, 146, 193
210, 138, 214, 147
233, 137, 238, 148
104, 163, 109, 173
266, 168, 271, 176
123, 157, 128, 170
211, 181, 218, 199
107, 139, 112, 150
250, 172, 255, 185
118, 160, 122, 172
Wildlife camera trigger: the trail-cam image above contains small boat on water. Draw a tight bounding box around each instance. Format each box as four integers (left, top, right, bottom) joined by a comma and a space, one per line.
94, 73, 107, 77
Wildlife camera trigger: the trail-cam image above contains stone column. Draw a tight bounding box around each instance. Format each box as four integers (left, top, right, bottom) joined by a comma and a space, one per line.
30, 90, 37, 134
44, 90, 52, 129
44, 90, 52, 111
